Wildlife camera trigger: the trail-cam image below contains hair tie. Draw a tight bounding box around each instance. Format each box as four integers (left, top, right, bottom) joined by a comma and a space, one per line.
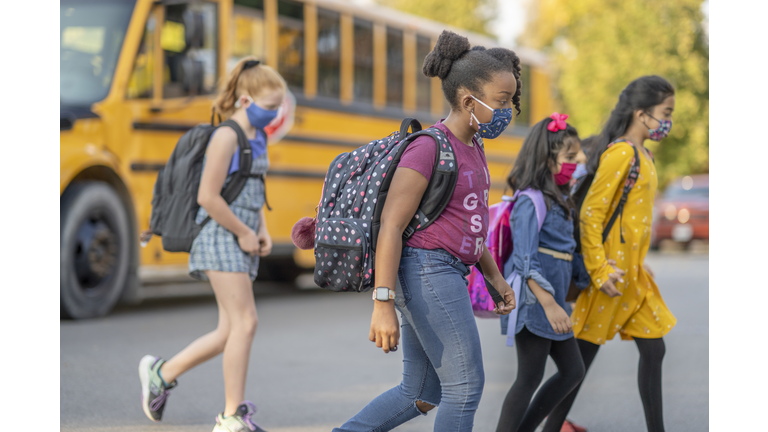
547, 112, 569, 132
242, 60, 260, 71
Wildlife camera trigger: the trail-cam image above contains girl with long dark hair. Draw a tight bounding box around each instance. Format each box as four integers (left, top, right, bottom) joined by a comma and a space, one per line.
494, 114, 589, 432
543, 75, 677, 432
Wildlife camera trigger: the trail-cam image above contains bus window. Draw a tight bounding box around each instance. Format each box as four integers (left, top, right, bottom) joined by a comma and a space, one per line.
518, 64, 531, 126
127, 16, 156, 99
161, 2, 218, 99
277, 0, 304, 93
353, 18, 373, 104
60, 0, 133, 106
231, 2, 265, 72
235, 0, 264, 9
415, 34, 431, 113
317, 8, 340, 99
386, 27, 403, 108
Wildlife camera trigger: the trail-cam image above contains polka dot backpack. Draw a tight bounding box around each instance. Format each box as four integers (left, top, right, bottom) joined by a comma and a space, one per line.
311, 118, 459, 293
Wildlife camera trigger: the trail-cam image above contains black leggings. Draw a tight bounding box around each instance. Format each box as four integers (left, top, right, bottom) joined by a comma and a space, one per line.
495, 328, 586, 432
542, 337, 667, 432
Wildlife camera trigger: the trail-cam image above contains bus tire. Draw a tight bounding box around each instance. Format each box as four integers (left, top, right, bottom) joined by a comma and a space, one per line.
61, 182, 131, 319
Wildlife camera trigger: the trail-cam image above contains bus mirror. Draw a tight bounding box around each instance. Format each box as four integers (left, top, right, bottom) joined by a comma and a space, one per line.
182, 9, 204, 49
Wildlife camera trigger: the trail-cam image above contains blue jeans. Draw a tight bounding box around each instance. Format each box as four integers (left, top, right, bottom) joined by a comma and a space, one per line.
334, 247, 485, 432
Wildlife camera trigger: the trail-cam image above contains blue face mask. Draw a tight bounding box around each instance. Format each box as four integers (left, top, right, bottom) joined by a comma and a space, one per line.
573, 163, 588, 180
470, 95, 513, 139
236, 96, 279, 129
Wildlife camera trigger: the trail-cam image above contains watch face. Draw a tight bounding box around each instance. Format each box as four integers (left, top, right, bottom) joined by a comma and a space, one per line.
376, 287, 389, 301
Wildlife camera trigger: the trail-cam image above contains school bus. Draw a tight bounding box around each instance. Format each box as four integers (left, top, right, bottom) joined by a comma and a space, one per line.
60, 0, 555, 319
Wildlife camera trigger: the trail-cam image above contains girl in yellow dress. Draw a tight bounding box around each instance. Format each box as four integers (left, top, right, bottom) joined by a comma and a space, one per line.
542, 76, 677, 432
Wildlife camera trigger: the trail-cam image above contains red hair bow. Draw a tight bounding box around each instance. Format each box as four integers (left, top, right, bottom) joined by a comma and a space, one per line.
547, 112, 569, 132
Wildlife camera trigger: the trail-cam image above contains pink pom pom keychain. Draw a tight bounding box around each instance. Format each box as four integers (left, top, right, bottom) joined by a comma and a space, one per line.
293, 186, 326, 251
291, 216, 317, 250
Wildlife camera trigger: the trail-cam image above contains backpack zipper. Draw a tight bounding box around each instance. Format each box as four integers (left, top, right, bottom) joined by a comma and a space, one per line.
316, 242, 362, 250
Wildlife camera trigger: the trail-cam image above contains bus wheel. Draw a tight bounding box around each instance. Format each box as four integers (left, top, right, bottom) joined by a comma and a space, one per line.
61, 182, 131, 319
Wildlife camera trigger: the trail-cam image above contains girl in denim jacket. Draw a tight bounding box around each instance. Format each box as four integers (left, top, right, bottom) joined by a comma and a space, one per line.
495, 114, 591, 432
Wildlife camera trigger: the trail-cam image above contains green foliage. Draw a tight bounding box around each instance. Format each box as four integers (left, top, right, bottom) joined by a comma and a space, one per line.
520, 0, 709, 187
376, 0, 497, 36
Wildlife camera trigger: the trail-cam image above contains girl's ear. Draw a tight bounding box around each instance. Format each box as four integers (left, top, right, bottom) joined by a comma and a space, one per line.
234, 94, 251, 109
634, 108, 648, 124
458, 90, 474, 113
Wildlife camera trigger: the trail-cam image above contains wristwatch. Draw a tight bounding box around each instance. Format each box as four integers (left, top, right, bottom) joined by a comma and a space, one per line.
372, 287, 396, 301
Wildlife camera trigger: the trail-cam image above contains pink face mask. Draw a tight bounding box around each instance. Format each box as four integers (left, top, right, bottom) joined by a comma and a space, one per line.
555, 162, 577, 185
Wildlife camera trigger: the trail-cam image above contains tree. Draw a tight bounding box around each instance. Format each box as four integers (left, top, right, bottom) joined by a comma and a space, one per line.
375, 0, 497, 36
520, 0, 709, 186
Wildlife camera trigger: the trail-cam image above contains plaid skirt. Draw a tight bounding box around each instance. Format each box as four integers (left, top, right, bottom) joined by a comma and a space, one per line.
188, 153, 268, 281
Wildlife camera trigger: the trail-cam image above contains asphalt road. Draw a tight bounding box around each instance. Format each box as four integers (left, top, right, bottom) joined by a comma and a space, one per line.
60, 251, 708, 432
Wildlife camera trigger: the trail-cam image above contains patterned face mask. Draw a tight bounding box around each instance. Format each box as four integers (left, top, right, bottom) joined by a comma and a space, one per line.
644, 113, 672, 141
470, 95, 513, 139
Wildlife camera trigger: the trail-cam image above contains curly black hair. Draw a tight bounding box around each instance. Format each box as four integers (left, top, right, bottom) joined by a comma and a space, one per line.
422, 30, 522, 116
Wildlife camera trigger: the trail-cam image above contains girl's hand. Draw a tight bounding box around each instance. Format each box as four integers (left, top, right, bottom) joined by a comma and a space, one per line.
599, 266, 625, 298
257, 230, 272, 257
542, 301, 573, 334
369, 302, 400, 353
238, 229, 261, 255
643, 263, 655, 279
490, 276, 516, 315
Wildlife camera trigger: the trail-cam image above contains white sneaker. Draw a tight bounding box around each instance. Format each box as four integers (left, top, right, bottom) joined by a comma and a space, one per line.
212, 401, 266, 432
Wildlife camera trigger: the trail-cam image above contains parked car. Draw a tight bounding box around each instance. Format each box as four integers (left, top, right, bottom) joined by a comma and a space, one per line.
651, 174, 709, 249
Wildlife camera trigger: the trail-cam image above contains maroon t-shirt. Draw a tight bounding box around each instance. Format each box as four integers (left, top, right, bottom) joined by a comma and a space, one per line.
398, 121, 490, 265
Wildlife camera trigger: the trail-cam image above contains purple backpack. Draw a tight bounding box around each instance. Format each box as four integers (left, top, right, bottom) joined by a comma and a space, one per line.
467, 189, 546, 318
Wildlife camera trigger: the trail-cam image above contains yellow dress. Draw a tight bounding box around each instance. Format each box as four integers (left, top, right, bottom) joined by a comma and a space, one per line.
571, 141, 676, 344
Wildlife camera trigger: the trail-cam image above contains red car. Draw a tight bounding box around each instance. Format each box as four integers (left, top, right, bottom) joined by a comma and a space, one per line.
651, 174, 709, 249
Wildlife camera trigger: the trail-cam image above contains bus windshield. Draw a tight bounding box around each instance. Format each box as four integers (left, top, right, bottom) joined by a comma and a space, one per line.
60, 0, 136, 107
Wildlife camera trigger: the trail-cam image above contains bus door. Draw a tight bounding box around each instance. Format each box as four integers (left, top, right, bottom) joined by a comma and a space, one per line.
122, 0, 223, 270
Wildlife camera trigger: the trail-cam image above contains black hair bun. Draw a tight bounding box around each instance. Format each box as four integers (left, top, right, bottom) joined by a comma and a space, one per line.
485, 48, 520, 71
422, 30, 471, 79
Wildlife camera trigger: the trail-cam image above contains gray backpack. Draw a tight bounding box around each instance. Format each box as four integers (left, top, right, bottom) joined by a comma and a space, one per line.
149, 119, 263, 252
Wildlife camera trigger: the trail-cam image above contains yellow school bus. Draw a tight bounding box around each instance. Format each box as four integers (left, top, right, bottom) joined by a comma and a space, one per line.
60, 0, 555, 319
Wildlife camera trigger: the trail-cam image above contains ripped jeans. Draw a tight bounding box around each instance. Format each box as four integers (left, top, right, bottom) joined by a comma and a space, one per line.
333, 247, 485, 432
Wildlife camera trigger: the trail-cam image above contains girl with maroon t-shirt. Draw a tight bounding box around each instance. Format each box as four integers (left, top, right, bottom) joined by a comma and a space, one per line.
333, 30, 521, 432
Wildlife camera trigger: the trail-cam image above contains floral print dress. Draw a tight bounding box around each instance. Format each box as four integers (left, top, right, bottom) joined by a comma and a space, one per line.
571, 140, 676, 344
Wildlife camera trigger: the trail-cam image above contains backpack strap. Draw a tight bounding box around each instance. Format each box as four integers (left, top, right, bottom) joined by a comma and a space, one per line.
400, 127, 457, 239
199, 121, 269, 227
602, 142, 640, 244
516, 189, 547, 232
217, 119, 259, 204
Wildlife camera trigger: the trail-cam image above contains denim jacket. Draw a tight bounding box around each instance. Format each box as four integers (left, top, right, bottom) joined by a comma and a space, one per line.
504, 195, 576, 302
500, 194, 589, 340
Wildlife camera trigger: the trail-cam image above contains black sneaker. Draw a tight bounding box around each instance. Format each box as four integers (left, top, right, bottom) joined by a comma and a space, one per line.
138, 355, 177, 422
